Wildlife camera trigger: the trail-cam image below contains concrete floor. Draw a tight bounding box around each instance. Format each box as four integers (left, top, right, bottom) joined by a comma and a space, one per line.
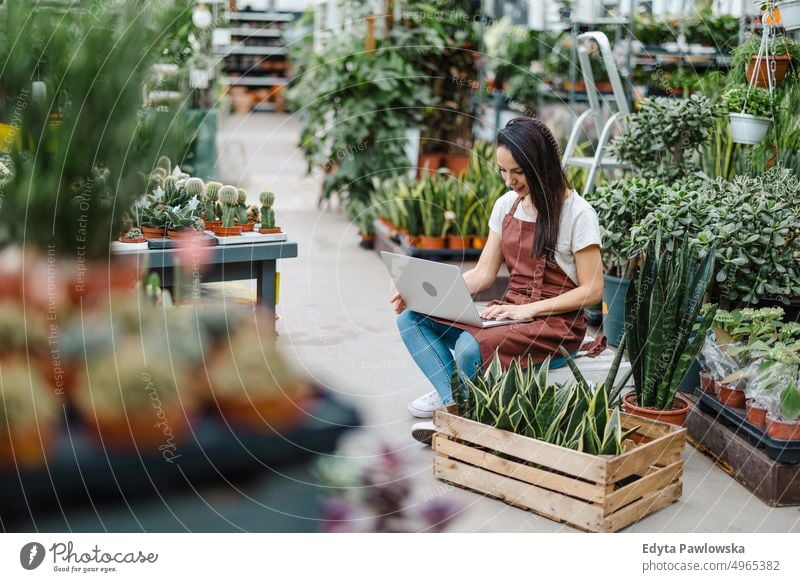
217, 112, 800, 533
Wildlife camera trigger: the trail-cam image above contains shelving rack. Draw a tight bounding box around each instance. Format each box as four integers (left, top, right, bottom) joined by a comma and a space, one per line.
220, 8, 298, 112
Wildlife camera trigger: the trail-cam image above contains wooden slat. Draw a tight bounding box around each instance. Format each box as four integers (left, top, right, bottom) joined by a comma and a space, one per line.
600, 481, 683, 532
434, 409, 607, 483
621, 412, 679, 440
604, 460, 683, 514
605, 431, 686, 482
433, 434, 607, 504
434, 456, 605, 532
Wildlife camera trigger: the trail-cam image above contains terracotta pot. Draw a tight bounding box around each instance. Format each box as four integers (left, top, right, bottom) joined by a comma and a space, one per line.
89, 408, 192, 452
141, 226, 167, 240
0, 428, 55, 468
417, 235, 446, 249
118, 235, 146, 244
259, 227, 282, 234
622, 392, 692, 427
205, 220, 222, 230
717, 383, 746, 408
746, 54, 792, 88
595, 81, 613, 93
216, 388, 313, 432
167, 229, 201, 240
472, 236, 488, 250
418, 153, 443, 177
442, 153, 470, 177
213, 225, 242, 237
699, 371, 716, 394
745, 400, 768, 429
240, 222, 255, 232
446, 234, 471, 249
403, 234, 421, 247
68, 256, 140, 306
766, 413, 800, 441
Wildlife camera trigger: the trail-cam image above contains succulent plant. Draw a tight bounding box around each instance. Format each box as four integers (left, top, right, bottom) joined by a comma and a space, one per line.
236, 188, 249, 224
184, 177, 205, 199
260, 190, 276, 229
163, 175, 179, 200
247, 205, 260, 224
123, 227, 144, 240
0, 357, 58, 437
155, 155, 172, 176
204, 181, 222, 220
219, 185, 239, 228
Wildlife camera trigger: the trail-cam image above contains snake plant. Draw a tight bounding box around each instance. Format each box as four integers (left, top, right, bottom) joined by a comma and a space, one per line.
625, 239, 717, 410
455, 352, 636, 455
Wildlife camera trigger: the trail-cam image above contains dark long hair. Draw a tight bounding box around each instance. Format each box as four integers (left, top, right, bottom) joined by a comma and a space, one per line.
496, 117, 569, 258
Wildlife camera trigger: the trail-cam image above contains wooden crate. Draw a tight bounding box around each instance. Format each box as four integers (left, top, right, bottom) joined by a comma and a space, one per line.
433, 405, 686, 532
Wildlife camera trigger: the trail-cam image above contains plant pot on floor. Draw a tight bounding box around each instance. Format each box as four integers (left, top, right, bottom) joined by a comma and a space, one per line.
472, 236, 488, 249
622, 392, 692, 427
746, 54, 792, 88
746, 400, 768, 429
442, 154, 470, 177
729, 113, 771, 145
418, 153, 443, 177
602, 274, 630, 347
417, 235, 446, 249
778, 0, 800, 31
766, 413, 800, 441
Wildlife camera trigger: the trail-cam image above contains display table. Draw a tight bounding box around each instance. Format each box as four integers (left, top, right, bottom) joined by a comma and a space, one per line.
139, 241, 298, 334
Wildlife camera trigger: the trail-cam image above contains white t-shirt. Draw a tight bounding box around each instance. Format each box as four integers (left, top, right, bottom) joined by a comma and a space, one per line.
488, 190, 602, 285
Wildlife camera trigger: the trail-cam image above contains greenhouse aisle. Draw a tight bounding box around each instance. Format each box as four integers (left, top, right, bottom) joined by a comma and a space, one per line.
218, 113, 800, 533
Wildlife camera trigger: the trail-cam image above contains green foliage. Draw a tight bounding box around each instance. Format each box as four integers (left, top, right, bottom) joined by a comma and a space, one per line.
505, 72, 540, 112
684, 12, 740, 50
729, 36, 800, 85
0, 1, 183, 260
610, 95, 719, 180
459, 353, 636, 455
724, 84, 774, 118
625, 240, 717, 410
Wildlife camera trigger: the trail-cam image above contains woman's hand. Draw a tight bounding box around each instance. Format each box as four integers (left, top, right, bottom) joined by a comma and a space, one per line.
479, 303, 536, 321
390, 292, 406, 314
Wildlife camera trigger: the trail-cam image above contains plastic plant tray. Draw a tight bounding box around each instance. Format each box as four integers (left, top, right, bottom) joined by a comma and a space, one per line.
695, 388, 800, 464
0, 391, 360, 525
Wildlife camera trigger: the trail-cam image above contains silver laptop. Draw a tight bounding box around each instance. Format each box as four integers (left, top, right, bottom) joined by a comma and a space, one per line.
381, 251, 533, 328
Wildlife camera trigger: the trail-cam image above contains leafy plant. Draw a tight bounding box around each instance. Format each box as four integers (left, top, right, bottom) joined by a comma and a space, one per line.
729, 35, 800, 85
610, 95, 718, 180
625, 239, 717, 410
685, 12, 740, 50
724, 84, 774, 118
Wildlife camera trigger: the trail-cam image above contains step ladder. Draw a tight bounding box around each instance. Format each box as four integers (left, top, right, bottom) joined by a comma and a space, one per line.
562, 31, 631, 196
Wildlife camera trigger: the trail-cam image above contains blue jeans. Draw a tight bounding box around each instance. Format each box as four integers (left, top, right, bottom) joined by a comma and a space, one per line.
397, 310, 482, 405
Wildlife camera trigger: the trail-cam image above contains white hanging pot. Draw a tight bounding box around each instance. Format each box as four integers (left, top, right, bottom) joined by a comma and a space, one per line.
778, 0, 800, 31
729, 113, 771, 145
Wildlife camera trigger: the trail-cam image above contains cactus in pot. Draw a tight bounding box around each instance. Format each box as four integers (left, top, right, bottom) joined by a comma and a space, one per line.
259, 190, 280, 233
204, 181, 222, 221
0, 357, 58, 467
184, 177, 205, 200
155, 155, 172, 176
235, 189, 248, 224
216, 185, 242, 236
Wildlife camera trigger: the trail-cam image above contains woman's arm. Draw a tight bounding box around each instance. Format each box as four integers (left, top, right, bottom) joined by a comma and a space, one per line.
480, 245, 604, 320
462, 230, 503, 294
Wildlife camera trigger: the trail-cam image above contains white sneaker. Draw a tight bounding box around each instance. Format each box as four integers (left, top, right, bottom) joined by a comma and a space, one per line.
407, 390, 443, 418
411, 421, 436, 446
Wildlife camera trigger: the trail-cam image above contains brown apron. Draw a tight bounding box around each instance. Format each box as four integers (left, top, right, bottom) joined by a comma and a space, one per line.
434, 195, 591, 368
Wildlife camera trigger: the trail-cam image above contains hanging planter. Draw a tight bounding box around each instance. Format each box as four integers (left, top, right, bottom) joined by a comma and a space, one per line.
745, 54, 792, 87
777, 1, 800, 31
729, 112, 772, 144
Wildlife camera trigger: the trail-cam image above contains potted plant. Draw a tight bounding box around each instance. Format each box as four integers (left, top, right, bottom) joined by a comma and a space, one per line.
417, 171, 448, 249
214, 185, 242, 237
258, 191, 281, 234
685, 11, 740, 51
208, 313, 315, 431
442, 179, 470, 249
141, 202, 169, 239
622, 240, 716, 426
745, 342, 800, 427
725, 84, 774, 145
203, 181, 223, 228
234, 188, 253, 231
0, 357, 58, 468
730, 35, 800, 88
766, 363, 800, 440
119, 227, 146, 244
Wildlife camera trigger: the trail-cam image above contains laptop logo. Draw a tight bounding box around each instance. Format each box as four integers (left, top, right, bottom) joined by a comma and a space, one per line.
422, 281, 438, 297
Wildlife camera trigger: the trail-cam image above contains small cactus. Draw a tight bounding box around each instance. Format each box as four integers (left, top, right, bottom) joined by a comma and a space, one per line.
247, 205, 260, 224
163, 175, 179, 200
260, 190, 276, 230
236, 188, 248, 224
204, 181, 222, 221
155, 155, 172, 176
124, 227, 144, 240
219, 185, 239, 227
184, 177, 205, 199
